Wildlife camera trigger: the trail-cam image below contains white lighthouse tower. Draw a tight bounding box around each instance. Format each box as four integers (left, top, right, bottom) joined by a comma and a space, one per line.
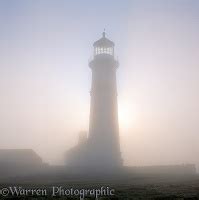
66, 32, 123, 171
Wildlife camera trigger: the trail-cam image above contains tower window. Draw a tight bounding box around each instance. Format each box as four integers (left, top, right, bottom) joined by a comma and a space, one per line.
95, 47, 114, 56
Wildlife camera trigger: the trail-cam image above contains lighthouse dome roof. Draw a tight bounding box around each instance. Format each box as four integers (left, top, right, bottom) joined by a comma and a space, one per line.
93, 32, 114, 47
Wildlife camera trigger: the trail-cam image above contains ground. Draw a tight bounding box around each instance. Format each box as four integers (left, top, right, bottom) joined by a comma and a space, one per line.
1, 174, 199, 199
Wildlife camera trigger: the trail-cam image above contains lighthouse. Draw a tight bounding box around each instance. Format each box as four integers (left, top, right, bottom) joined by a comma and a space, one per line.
66, 32, 123, 171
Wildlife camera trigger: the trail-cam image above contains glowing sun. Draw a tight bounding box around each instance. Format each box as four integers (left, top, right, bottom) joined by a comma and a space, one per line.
118, 100, 137, 131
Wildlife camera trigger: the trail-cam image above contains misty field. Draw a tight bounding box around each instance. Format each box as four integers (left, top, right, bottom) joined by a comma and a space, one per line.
1, 174, 199, 200
1, 184, 199, 199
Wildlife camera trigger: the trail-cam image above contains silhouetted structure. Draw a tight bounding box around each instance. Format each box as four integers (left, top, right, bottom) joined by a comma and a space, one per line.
125, 164, 196, 175
0, 149, 47, 178
66, 32, 123, 171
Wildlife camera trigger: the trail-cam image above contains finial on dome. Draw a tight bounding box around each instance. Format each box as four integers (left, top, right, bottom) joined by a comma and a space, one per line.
103, 28, 106, 38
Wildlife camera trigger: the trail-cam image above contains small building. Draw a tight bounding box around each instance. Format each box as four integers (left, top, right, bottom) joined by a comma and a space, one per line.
0, 149, 46, 178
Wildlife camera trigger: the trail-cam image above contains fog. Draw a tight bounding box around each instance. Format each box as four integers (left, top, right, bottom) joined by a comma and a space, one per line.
0, 0, 199, 170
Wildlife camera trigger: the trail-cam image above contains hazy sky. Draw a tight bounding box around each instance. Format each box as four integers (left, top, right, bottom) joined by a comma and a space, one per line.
0, 0, 199, 168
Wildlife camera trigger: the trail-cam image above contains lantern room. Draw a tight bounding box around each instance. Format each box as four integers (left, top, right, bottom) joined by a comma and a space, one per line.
93, 31, 114, 56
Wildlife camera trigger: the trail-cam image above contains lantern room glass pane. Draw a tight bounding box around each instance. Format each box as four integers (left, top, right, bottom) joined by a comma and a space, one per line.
95, 47, 114, 56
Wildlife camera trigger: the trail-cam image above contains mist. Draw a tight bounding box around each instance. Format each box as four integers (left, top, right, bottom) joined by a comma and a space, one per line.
0, 0, 199, 171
